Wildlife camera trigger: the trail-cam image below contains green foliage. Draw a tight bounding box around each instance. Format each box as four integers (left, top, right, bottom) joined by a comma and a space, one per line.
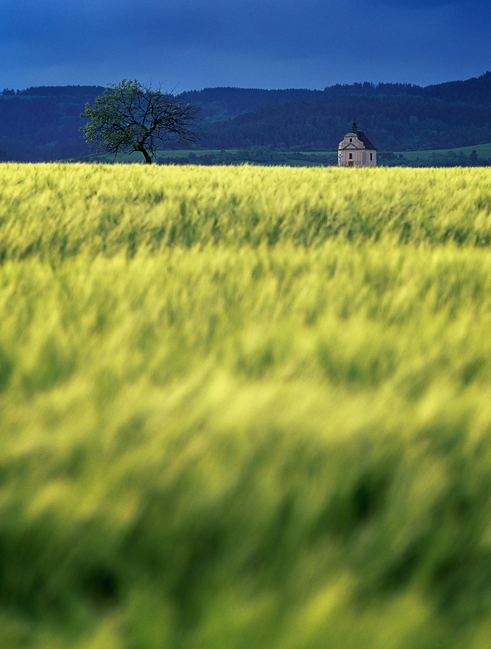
1, 163, 491, 647
81, 80, 200, 164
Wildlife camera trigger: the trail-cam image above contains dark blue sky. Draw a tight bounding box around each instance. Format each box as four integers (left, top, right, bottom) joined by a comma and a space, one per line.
1, 0, 490, 91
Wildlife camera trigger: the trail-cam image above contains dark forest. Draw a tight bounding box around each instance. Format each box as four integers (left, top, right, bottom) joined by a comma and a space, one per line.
1, 72, 491, 162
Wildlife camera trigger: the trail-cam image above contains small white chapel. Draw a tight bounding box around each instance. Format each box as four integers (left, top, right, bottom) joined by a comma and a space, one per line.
338, 120, 377, 167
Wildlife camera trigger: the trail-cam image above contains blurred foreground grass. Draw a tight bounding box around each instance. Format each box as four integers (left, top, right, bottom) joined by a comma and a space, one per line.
1, 164, 491, 647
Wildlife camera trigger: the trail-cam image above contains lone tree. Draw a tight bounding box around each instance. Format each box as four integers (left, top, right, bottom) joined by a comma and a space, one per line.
81, 79, 201, 164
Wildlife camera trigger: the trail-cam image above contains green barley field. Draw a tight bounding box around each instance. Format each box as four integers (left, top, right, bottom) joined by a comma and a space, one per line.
2, 163, 491, 648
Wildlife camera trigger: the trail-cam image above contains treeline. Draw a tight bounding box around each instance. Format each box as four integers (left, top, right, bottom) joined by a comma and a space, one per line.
379, 150, 491, 167
2, 85, 105, 97
0, 86, 104, 162
156, 148, 337, 167
199, 95, 491, 152
181, 72, 491, 122
155, 148, 490, 168
0, 73, 490, 162
321, 72, 491, 106
180, 87, 327, 122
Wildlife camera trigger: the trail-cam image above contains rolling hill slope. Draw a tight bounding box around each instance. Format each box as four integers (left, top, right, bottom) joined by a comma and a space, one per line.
0, 72, 490, 161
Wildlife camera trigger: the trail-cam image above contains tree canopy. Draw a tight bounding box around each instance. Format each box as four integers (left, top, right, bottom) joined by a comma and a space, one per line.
80, 79, 201, 163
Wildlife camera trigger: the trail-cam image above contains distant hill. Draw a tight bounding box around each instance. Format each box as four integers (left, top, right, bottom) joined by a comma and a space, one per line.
179, 87, 326, 122
411, 72, 491, 106
199, 94, 491, 152
181, 72, 491, 123
1, 73, 490, 162
0, 86, 104, 162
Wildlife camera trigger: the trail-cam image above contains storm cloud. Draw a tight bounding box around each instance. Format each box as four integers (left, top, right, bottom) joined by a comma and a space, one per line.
1, 0, 489, 90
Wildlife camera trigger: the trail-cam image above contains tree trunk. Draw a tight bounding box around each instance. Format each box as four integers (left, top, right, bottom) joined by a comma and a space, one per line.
137, 145, 153, 164
142, 148, 152, 164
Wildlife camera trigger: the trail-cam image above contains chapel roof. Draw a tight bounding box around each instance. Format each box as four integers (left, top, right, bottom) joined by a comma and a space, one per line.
356, 131, 377, 150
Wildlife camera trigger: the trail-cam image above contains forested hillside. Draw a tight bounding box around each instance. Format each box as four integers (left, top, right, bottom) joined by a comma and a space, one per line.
1, 73, 490, 162
199, 95, 491, 152
0, 86, 103, 162
181, 72, 491, 123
